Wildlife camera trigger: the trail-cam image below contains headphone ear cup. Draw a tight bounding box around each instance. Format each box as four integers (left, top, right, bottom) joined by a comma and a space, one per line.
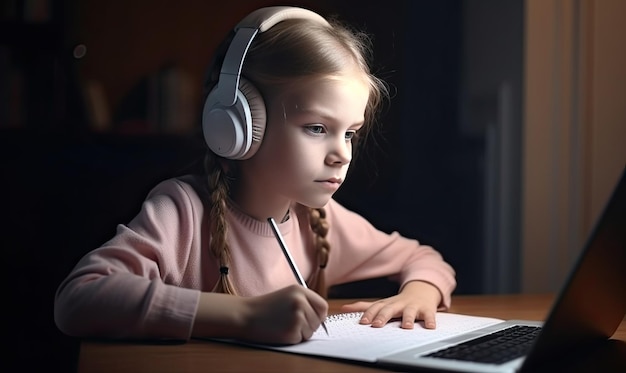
201, 78, 266, 160
237, 78, 266, 159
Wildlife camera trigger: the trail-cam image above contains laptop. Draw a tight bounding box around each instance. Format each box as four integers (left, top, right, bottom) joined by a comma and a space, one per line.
379, 167, 626, 373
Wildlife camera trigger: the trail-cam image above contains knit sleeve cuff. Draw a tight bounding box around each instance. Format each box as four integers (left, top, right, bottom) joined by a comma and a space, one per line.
139, 280, 201, 340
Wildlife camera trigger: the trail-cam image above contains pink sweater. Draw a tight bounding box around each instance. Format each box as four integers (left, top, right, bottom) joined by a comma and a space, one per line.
54, 176, 456, 340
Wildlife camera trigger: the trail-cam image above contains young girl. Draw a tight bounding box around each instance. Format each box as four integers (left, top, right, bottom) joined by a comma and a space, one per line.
54, 6, 456, 345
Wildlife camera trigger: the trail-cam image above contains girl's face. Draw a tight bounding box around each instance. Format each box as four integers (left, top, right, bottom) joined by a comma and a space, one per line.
234, 69, 370, 220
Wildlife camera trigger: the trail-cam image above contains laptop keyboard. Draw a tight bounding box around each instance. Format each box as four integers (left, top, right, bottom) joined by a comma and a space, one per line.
425, 325, 542, 365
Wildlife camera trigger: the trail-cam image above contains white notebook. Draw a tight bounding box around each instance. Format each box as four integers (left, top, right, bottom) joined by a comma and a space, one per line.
234, 311, 503, 363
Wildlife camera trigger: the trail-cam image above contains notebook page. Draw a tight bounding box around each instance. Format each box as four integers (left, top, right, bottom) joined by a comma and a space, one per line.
264, 312, 503, 362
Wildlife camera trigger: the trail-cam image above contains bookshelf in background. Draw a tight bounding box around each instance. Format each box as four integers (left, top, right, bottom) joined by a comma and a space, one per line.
110, 64, 198, 135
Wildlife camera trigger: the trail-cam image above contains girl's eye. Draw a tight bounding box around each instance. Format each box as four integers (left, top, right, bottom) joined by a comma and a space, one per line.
345, 131, 356, 141
306, 125, 325, 135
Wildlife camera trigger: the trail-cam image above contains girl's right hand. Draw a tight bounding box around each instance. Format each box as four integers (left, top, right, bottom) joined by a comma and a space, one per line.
240, 284, 328, 345
192, 284, 328, 345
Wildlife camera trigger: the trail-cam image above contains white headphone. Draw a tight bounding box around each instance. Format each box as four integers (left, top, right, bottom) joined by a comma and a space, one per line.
201, 6, 330, 160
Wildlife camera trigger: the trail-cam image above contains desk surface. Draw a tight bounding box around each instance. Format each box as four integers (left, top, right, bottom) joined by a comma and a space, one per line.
79, 294, 626, 373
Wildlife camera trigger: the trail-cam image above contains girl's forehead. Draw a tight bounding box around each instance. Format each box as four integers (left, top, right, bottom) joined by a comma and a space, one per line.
268, 71, 369, 124
276, 70, 370, 101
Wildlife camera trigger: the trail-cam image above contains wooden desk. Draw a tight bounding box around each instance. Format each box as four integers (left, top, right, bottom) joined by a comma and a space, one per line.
79, 294, 626, 372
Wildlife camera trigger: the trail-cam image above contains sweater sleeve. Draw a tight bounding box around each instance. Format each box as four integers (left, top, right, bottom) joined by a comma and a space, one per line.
54, 178, 204, 341
323, 199, 456, 309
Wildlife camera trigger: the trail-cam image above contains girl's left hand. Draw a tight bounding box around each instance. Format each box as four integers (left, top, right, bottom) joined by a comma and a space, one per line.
339, 280, 442, 329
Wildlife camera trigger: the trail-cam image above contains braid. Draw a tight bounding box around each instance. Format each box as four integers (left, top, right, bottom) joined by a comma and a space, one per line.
204, 154, 238, 295
307, 207, 330, 298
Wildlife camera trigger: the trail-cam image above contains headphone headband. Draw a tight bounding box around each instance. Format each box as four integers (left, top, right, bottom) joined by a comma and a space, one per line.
236, 6, 329, 32
216, 6, 330, 106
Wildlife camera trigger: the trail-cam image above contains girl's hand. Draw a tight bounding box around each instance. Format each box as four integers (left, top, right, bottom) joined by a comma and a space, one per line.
240, 284, 328, 345
192, 285, 327, 345
339, 280, 442, 330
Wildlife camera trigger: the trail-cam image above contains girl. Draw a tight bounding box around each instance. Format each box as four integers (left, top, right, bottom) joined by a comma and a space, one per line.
54, 6, 456, 345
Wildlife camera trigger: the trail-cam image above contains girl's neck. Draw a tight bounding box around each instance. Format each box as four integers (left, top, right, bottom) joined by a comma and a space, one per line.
228, 190, 291, 223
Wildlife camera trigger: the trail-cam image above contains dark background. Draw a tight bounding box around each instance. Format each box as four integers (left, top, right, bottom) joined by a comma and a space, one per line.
1, 0, 523, 371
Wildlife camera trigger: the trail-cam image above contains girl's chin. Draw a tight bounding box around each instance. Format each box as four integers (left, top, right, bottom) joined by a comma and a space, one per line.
298, 196, 334, 209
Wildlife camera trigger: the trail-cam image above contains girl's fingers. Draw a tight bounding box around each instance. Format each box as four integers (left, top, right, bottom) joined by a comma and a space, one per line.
401, 306, 419, 329
341, 300, 389, 325
367, 302, 401, 327
340, 298, 438, 329
421, 309, 437, 329
302, 289, 328, 334
360, 302, 385, 325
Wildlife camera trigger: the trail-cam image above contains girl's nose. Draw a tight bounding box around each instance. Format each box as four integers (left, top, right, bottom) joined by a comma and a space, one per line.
326, 137, 352, 166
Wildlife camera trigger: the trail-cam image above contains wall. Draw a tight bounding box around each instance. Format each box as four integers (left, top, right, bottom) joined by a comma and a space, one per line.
522, 0, 626, 293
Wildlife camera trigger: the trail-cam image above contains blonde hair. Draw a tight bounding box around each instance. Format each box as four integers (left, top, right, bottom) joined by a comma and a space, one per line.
204, 14, 388, 298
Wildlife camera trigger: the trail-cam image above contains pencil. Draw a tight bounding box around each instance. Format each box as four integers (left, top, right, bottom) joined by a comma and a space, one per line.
267, 217, 330, 336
